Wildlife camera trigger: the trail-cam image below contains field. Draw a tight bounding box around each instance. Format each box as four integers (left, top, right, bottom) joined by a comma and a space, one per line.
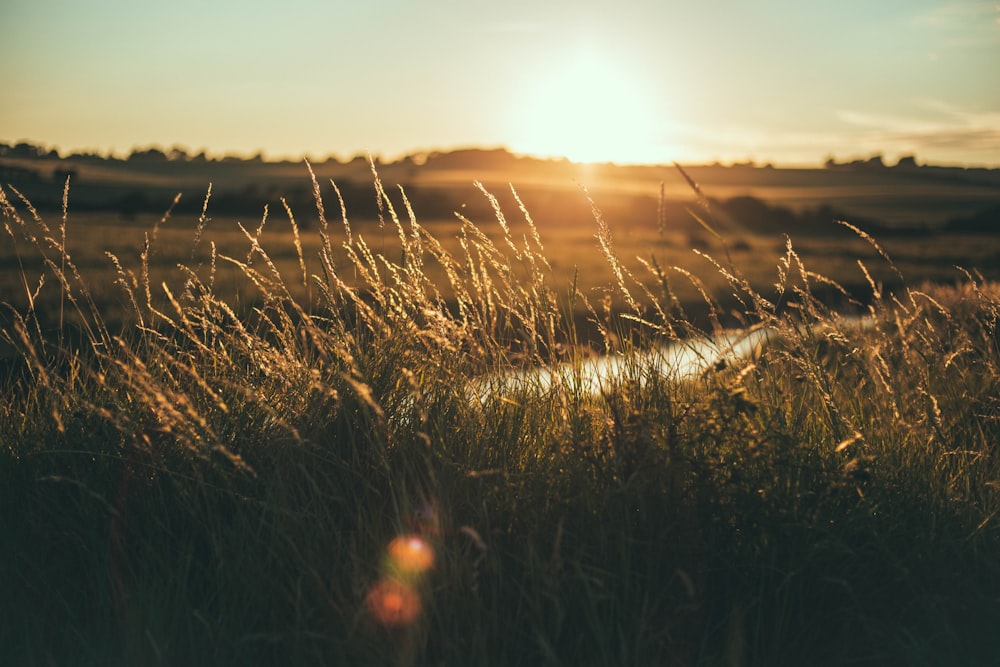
3, 151, 999, 343
2, 156, 1000, 665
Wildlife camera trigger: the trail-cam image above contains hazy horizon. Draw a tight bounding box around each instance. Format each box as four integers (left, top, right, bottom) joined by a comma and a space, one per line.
4, 138, 994, 170
4, 1, 999, 168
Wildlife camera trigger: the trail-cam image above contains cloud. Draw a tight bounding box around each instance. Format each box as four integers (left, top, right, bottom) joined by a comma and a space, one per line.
653, 122, 864, 165
886, 126, 1000, 149
911, 2, 1000, 47
837, 102, 1000, 163
667, 102, 1000, 165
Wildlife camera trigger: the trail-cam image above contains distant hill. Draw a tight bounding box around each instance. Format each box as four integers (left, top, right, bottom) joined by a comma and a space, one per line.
2, 142, 998, 232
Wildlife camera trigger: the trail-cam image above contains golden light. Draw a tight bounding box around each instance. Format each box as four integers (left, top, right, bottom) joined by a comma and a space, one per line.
508, 49, 662, 165
387, 535, 435, 575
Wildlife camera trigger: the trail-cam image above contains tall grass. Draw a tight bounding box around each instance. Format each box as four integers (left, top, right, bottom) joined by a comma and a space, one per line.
1, 166, 998, 666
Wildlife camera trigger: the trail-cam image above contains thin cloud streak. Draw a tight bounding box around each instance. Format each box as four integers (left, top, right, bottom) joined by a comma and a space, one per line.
656, 122, 883, 165
658, 100, 1000, 166
911, 1, 1000, 46
482, 21, 544, 33
838, 103, 1000, 163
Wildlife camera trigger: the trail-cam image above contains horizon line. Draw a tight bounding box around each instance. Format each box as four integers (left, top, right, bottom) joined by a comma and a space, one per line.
2, 138, 998, 171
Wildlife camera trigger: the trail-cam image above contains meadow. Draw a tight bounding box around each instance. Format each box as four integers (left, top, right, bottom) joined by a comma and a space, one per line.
1, 164, 999, 666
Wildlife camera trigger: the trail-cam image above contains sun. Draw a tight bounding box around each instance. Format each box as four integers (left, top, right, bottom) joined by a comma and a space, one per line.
508, 50, 662, 165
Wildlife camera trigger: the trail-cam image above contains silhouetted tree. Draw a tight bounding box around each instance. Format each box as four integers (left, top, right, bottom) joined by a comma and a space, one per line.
11, 142, 45, 158
67, 150, 106, 162
128, 147, 168, 162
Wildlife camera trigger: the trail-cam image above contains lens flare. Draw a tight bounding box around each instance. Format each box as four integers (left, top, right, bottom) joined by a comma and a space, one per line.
387, 535, 435, 575
366, 578, 421, 627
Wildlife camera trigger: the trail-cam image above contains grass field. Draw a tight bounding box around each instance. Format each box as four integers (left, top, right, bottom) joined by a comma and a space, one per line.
3, 167, 997, 345
2, 169, 999, 666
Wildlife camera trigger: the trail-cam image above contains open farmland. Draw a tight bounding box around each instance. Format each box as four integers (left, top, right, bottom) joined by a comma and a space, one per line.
3, 149, 998, 343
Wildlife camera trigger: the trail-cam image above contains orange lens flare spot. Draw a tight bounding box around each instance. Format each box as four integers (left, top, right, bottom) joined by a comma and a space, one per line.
387, 535, 435, 574
366, 578, 422, 627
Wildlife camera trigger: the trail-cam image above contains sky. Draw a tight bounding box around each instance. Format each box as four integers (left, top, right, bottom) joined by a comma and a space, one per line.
3, 0, 999, 166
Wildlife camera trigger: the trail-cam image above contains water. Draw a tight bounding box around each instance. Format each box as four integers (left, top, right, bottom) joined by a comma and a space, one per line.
471, 315, 873, 402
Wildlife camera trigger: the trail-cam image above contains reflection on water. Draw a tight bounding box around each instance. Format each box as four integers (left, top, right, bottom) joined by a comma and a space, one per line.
473, 316, 874, 401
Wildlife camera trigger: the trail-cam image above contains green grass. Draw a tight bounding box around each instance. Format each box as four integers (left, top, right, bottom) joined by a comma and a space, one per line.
1, 168, 999, 666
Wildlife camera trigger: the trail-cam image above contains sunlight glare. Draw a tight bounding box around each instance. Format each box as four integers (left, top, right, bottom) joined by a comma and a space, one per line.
509, 50, 661, 164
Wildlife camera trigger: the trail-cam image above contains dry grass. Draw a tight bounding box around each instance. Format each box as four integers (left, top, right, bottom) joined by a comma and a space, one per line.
1, 169, 999, 666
